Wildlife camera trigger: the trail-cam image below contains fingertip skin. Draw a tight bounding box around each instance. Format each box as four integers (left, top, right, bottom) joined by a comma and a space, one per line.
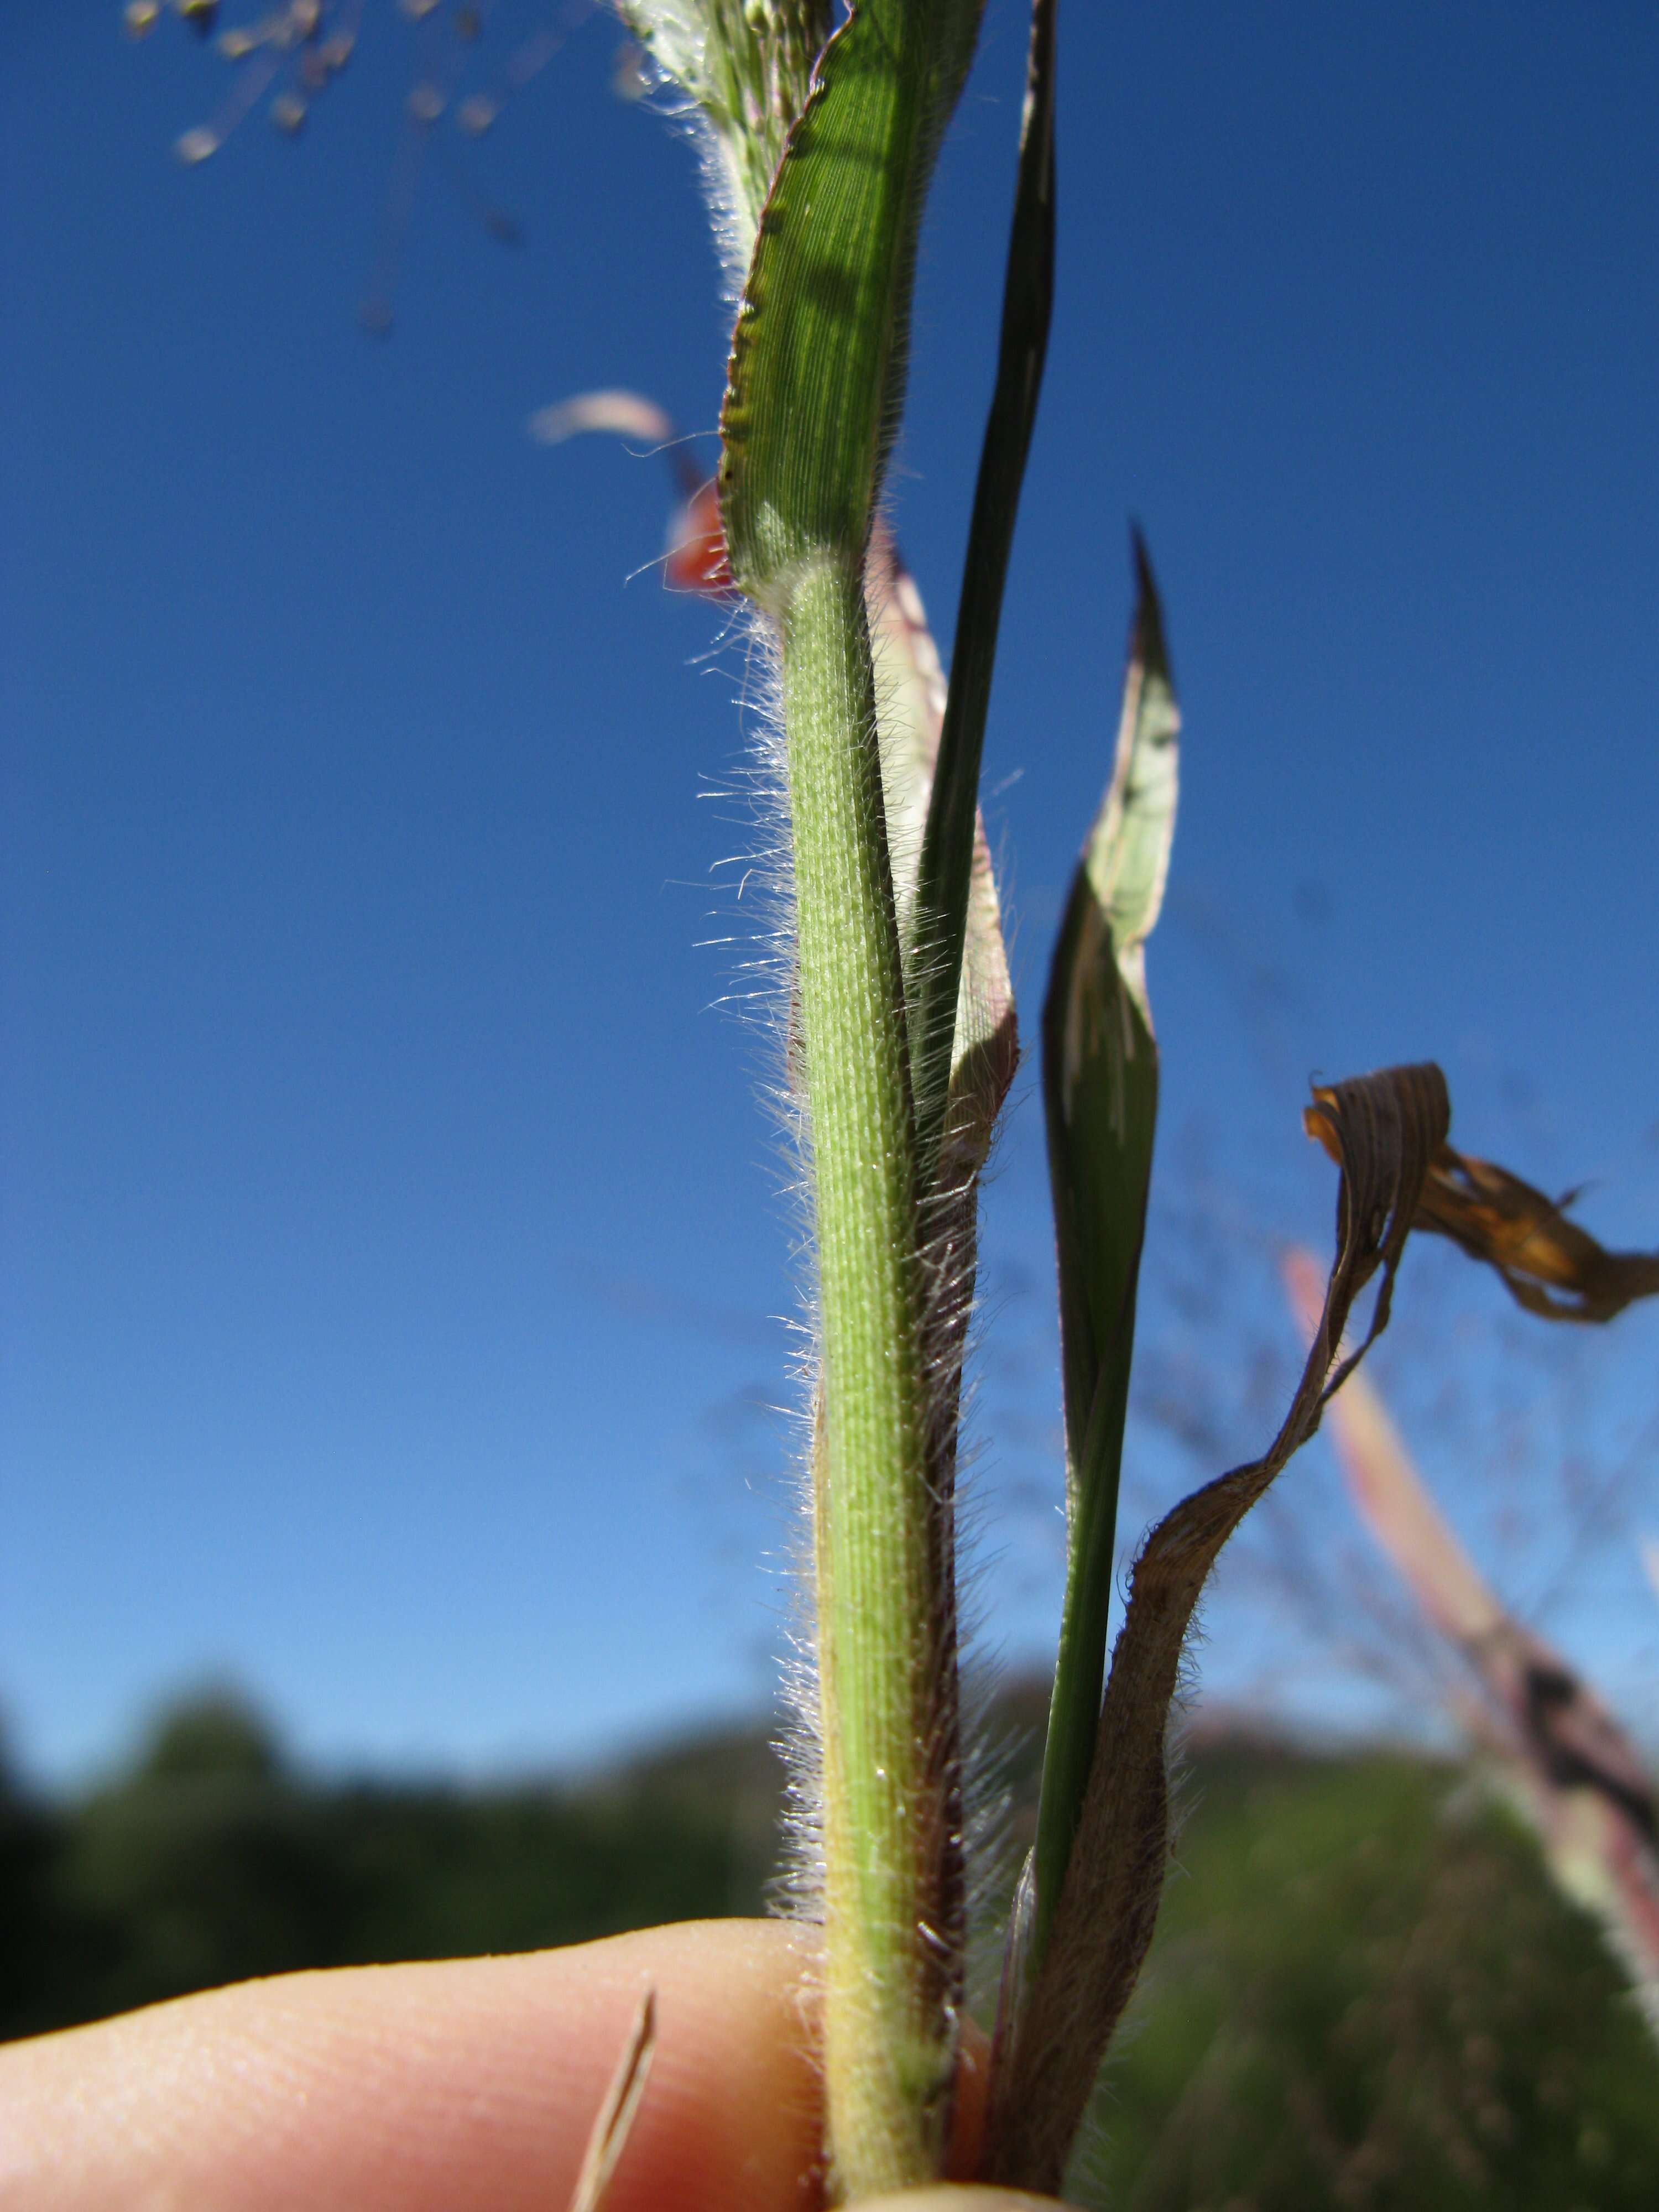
0, 1919, 827, 2212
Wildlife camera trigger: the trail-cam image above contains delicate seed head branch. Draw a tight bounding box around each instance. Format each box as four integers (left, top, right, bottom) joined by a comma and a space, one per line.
126, 0, 584, 326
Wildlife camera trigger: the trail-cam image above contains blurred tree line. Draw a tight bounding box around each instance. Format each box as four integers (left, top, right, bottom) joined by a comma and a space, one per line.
0, 1688, 780, 2042
6, 1684, 1657, 2209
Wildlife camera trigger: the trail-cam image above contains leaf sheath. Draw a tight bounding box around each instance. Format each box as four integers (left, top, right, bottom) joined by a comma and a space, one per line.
782, 554, 959, 2197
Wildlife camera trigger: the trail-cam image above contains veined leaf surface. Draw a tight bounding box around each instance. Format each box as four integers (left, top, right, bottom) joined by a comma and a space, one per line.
1026, 538, 1178, 1967
719, 0, 983, 604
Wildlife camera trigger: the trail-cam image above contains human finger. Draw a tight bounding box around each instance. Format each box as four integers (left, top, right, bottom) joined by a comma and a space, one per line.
0, 1917, 825, 2212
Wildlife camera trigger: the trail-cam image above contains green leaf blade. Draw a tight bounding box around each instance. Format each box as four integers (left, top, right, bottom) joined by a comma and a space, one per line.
1029, 539, 1180, 1967
993, 1064, 1454, 2195
718, 0, 983, 607
1083, 533, 1178, 1023
908, 0, 1056, 1170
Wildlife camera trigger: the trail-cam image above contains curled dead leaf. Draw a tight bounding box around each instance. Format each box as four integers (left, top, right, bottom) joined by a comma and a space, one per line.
1303, 1099, 1659, 1323
987, 1062, 1451, 2197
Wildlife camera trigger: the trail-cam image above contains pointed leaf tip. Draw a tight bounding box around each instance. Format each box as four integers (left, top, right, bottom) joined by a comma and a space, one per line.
1078, 535, 1179, 1030
1021, 546, 1181, 2004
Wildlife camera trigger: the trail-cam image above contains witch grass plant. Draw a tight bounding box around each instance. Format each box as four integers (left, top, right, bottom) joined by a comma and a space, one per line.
130, 3, 1659, 2204
613, 4, 1659, 2201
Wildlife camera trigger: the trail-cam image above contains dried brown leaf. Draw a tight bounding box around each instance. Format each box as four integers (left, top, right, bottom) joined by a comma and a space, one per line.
1302, 1109, 1659, 1323
986, 1062, 1452, 2197
565, 1987, 656, 2212
1417, 1147, 1659, 1322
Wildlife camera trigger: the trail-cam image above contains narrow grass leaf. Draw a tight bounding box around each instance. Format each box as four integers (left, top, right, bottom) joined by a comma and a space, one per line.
863, 540, 1016, 2061
857, 550, 1016, 2038
1419, 1150, 1659, 1320
989, 1062, 1453, 2197
907, 0, 1055, 1166
1023, 538, 1177, 1977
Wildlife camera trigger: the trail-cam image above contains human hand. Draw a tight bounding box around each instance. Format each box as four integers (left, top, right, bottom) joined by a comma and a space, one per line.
0, 1918, 1076, 2211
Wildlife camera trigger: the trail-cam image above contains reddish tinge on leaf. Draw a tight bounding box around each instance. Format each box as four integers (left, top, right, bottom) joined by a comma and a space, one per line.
528, 390, 734, 597
663, 478, 734, 596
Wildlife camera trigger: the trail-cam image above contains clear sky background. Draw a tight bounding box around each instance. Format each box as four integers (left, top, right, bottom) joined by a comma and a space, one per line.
4, 1, 1657, 1790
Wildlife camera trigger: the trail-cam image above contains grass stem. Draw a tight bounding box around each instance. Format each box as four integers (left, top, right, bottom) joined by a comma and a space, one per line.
780, 551, 961, 2199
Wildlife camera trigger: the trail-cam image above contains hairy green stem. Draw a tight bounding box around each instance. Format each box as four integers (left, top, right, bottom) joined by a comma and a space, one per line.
780, 553, 959, 2200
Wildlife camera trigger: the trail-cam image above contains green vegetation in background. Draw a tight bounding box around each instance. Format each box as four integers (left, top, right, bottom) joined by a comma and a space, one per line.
0, 1690, 779, 2042
1081, 1745, 1659, 2212
6, 1688, 1656, 2210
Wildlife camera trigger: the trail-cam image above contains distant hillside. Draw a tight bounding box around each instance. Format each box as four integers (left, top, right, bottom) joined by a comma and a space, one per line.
6, 1685, 1657, 2207
0, 1691, 790, 2041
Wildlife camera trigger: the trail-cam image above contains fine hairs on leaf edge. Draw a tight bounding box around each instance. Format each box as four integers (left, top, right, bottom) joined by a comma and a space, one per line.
988, 1062, 1455, 2194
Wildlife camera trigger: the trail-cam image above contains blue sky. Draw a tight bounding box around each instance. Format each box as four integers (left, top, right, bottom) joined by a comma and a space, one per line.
4, 1, 1657, 1789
